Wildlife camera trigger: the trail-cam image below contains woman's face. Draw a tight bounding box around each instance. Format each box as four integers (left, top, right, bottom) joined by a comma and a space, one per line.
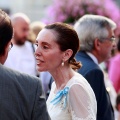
35, 29, 64, 72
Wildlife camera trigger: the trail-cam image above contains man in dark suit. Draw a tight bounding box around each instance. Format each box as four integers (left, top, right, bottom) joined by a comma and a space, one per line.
74, 15, 116, 120
0, 9, 50, 120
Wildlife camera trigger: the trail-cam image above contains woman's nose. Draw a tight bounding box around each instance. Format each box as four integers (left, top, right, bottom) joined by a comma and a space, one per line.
35, 47, 42, 56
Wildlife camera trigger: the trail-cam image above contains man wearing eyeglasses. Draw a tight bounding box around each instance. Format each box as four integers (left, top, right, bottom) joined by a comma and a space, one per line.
0, 9, 50, 120
74, 15, 116, 120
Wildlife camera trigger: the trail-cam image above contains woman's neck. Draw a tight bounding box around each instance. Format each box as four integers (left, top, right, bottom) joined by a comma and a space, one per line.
49, 66, 75, 92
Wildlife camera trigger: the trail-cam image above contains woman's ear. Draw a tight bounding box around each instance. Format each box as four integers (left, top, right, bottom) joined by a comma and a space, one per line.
62, 49, 73, 61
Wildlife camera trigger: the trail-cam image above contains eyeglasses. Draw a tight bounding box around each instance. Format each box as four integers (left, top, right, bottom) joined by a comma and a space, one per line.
106, 37, 116, 42
100, 36, 116, 42
9, 42, 13, 51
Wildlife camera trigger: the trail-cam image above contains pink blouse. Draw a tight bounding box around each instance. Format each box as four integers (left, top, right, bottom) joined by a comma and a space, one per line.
109, 53, 120, 93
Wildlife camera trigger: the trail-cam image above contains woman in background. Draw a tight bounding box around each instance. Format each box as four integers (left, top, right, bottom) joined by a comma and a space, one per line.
109, 39, 120, 93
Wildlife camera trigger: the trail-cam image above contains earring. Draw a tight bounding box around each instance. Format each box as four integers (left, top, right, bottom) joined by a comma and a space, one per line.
61, 61, 64, 66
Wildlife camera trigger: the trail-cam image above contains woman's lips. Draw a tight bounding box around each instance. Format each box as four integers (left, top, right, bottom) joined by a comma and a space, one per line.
36, 60, 44, 65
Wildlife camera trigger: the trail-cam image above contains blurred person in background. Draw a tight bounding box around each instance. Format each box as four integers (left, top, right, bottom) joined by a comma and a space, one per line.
99, 61, 117, 112
4, 13, 38, 76
109, 39, 120, 93
0, 9, 50, 120
28, 21, 45, 43
74, 14, 116, 120
115, 92, 120, 120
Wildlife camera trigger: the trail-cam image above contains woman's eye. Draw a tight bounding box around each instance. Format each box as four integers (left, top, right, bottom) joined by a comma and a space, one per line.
43, 45, 48, 49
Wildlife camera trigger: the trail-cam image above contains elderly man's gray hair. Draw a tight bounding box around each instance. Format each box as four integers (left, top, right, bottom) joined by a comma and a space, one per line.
74, 14, 116, 52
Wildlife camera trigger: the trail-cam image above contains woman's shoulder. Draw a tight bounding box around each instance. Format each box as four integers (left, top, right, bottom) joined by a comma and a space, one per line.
66, 72, 90, 89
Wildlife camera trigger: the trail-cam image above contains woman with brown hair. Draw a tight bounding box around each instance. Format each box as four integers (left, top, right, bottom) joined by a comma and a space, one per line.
35, 22, 97, 120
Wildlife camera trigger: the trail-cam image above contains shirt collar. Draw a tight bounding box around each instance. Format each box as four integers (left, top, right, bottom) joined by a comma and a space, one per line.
86, 52, 98, 65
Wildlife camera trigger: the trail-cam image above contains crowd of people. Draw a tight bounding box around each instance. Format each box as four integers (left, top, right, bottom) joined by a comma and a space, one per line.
0, 8, 120, 120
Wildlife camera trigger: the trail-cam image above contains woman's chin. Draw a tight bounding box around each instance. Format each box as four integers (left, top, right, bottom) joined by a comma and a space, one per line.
36, 66, 47, 72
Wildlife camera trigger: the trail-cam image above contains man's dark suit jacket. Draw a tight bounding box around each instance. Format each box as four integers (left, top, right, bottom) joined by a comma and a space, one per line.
0, 64, 50, 120
75, 51, 114, 120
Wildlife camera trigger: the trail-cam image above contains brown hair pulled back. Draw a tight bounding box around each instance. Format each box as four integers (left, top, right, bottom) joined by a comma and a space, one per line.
45, 22, 82, 70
